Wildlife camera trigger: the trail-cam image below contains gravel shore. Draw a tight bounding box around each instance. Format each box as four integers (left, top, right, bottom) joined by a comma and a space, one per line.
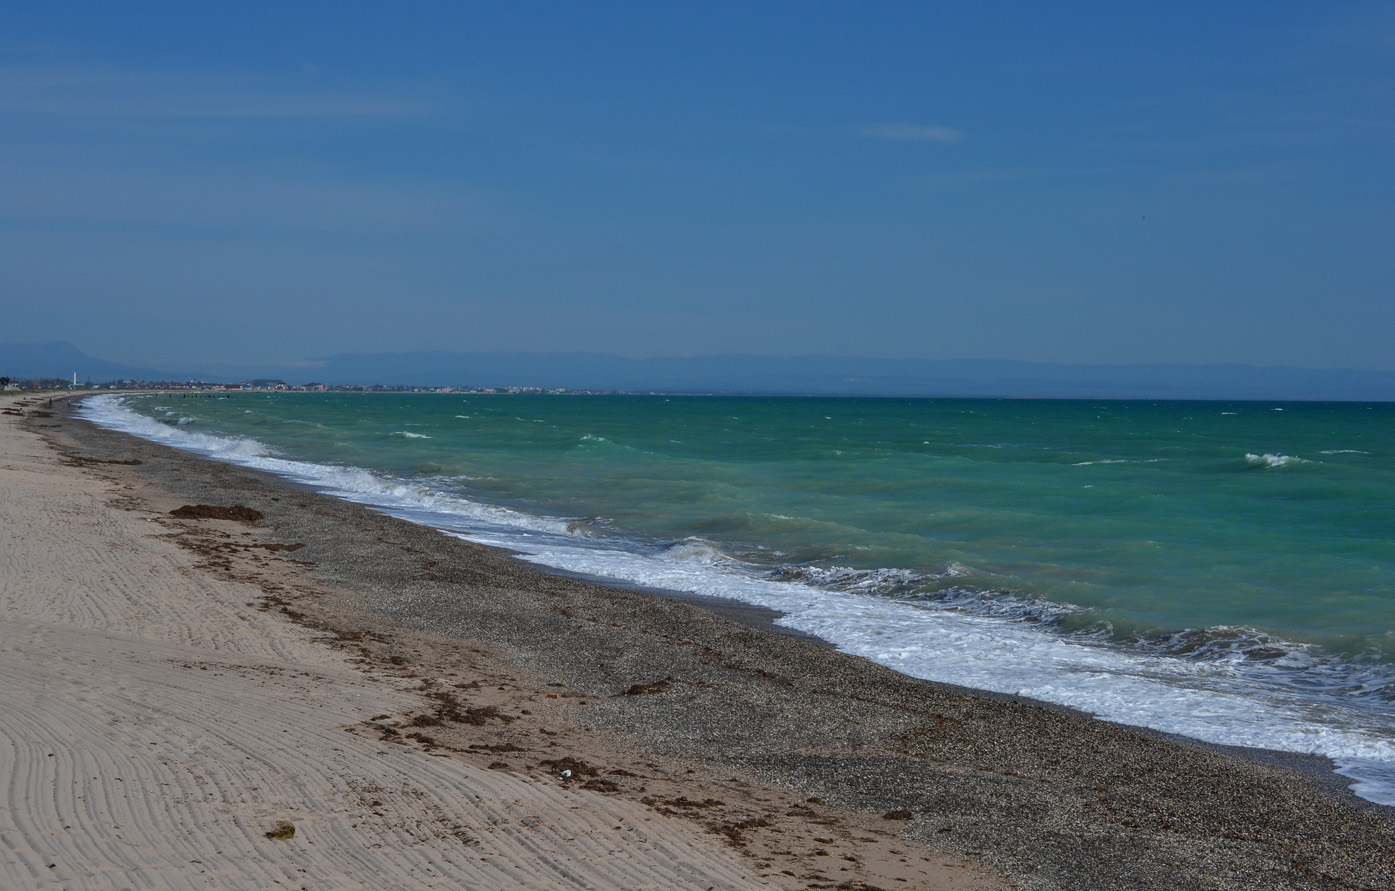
50, 401, 1395, 890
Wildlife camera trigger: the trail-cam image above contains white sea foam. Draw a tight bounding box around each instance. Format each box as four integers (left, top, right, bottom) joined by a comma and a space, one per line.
79, 393, 1395, 807
1245, 452, 1308, 468
81, 396, 273, 459
1073, 458, 1166, 466
79, 396, 572, 539
1321, 449, 1369, 455
391, 431, 431, 439
659, 538, 731, 564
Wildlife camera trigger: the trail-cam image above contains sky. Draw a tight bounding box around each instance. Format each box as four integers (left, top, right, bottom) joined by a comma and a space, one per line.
3, 2, 1393, 373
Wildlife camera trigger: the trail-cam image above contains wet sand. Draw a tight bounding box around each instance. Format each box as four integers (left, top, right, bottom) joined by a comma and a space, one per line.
7, 392, 1394, 889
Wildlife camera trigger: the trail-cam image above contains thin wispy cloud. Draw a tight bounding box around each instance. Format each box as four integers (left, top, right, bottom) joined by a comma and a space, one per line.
858, 123, 964, 144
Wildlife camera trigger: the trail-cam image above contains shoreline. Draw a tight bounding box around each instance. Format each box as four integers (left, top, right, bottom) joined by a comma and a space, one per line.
495, 523, 1368, 804
2, 391, 999, 890
69, 391, 1378, 803
12, 393, 1395, 889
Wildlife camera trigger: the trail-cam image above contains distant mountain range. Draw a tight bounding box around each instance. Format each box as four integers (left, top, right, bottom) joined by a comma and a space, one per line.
0, 341, 168, 384
6, 340, 1395, 401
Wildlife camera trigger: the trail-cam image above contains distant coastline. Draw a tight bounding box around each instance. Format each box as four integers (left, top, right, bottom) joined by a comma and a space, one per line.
7, 340, 1395, 401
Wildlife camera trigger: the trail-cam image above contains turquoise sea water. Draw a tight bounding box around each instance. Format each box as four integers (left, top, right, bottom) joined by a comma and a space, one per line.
83, 393, 1395, 803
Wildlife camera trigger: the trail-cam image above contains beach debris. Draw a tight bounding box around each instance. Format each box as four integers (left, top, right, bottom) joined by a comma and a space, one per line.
639, 795, 726, 817
540, 756, 598, 778
64, 455, 142, 466
265, 820, 296, 840
581, 777, 621, 793
714, 816, 772, 848
620, 676, 673, 696
170, 504, 264, 522
883, 809, 914, 820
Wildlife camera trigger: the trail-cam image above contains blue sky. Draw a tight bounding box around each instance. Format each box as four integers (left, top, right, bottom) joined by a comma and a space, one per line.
3, 2, 1393, 372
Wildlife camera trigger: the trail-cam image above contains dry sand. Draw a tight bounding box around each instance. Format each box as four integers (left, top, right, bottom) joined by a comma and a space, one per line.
4, 391, 1394, 890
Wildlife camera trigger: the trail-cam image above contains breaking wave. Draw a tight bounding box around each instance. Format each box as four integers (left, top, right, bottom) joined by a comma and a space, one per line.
1245, 452, 1309, 468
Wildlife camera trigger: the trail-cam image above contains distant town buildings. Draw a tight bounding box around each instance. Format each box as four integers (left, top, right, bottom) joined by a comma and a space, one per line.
0, 376, 602, 395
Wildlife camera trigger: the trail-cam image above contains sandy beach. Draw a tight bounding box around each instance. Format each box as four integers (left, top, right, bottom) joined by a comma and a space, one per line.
3, 393, 1393, 890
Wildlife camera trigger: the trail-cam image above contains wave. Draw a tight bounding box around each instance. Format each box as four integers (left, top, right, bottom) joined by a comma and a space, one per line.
775, 567, 1395, 709
1131, 626, 1395, 705
79, 395, 574, 538
82, 396, 272, 459
501, 530, 1395, 805
1245, 452, 1309, 468
156, 409, 197, 427
773, 563, 928, 596
1072, 458, 1166, 466
391, 431, 431, 439
659, 537, 733, 564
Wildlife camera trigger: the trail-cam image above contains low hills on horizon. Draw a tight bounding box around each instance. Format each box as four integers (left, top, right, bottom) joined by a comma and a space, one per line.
5, 340, 1395, 402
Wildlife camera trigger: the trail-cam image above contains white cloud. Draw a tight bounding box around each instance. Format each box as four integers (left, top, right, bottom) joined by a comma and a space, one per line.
859, 124, 964, 144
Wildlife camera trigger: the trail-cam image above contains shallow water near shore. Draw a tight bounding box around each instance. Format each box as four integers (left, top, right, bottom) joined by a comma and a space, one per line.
81, 392, 1395, 804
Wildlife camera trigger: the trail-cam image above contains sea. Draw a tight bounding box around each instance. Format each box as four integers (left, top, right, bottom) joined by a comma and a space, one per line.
80, 392, 1395, 805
